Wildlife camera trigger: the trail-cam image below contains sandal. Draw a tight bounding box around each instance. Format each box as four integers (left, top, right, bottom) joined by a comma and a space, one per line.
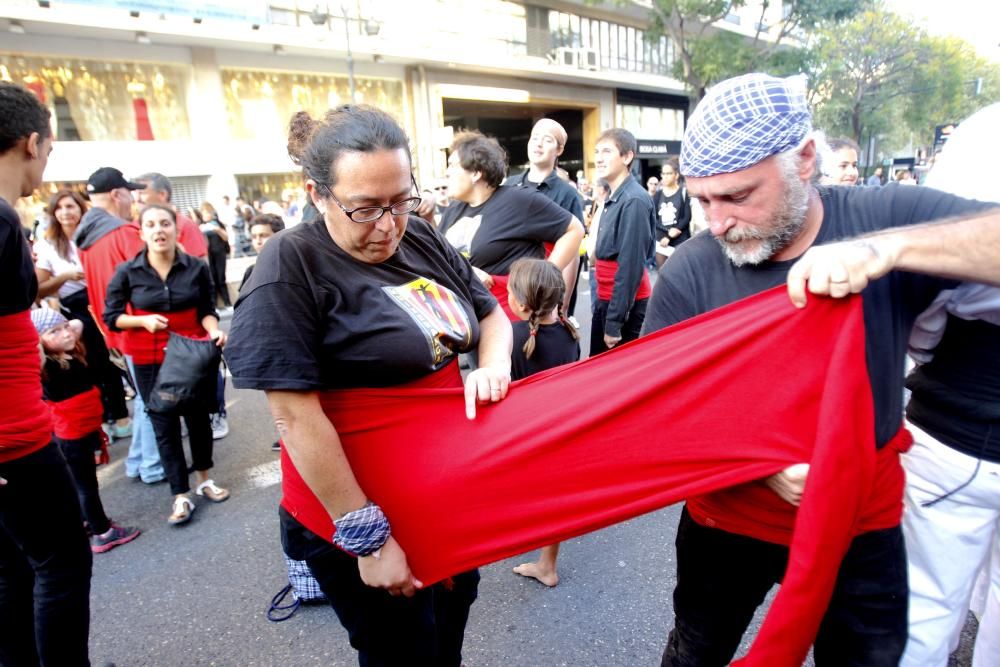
195, 479, 230, 503
168, 495, 195, 525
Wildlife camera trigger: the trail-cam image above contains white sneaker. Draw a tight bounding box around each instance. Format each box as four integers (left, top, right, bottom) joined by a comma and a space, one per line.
568, 316, 581, 330
210, 414, 229, 440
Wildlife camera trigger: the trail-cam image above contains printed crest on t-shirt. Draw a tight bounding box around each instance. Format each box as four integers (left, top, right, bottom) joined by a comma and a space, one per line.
443, 214, 483, 256
383, 277, 473, 365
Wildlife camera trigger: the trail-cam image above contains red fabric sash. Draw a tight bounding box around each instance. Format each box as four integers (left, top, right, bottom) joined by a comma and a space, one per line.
594, 258, 652, 302
487, 275, 520, 321
281, 360, 463, 539
0, 311, 52, 462
49, 386, 104, 440
280, 286, 881, 665
687, 427, 912, 545
124, 307, 206, 365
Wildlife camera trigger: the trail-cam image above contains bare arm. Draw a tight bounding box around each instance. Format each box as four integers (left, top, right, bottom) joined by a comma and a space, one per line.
787, 208, 1000, 307
267, 389, 421, 595
464, 304, 513, 419
548, 217, 585, 310
35, 266, 84, 299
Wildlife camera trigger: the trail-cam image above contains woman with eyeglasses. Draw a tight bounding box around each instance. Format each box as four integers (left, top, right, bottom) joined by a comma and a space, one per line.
225, 106, 512, 666
438, 131, 585, 318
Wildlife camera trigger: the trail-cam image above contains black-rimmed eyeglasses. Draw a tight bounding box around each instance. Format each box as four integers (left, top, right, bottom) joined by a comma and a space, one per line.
319, 175, 422, 223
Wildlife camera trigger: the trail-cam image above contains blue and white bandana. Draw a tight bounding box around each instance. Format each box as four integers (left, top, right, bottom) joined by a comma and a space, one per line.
680, 73, 811, 178
31, 306, 68, 336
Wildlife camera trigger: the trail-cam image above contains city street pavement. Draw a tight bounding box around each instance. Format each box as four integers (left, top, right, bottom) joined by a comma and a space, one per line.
86, 267, 976, 666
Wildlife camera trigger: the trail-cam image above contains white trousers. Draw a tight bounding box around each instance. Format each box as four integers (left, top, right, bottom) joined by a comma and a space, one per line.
900, 423, 1000, 667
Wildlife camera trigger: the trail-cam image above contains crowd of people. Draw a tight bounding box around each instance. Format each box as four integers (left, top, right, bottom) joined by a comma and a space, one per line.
1, 69, 999, 667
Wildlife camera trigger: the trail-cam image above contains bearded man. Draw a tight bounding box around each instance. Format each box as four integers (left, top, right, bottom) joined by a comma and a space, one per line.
642, 73, 1000, 666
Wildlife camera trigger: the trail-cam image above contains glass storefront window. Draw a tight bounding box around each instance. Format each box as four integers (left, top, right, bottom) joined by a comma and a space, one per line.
0, 55, 192, 142
221, 69, 405, 143
616, 105, 685, 141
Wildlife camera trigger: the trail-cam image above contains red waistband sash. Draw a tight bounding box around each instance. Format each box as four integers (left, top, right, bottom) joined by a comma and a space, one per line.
594, 259, 652, 302
487, 275, 519, 322
281, 359, 464, 542
280, 286, 878, 664
124, 307, 207, 365
0, 311, 53, 462
687, 427, 912, 545
49, 386, 105, 440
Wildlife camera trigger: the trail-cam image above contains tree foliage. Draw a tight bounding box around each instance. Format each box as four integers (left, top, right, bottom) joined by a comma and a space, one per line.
626, 0, 863, 101
809, 5, 1000, 154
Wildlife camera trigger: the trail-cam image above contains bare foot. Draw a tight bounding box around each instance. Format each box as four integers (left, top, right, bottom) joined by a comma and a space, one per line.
513, 562, 559, 587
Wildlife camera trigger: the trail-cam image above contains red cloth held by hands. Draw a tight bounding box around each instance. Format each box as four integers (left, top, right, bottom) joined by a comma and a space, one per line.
286, 286, 880, 665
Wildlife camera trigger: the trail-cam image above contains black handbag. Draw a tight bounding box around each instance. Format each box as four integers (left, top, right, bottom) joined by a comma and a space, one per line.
147, 332, 221, 414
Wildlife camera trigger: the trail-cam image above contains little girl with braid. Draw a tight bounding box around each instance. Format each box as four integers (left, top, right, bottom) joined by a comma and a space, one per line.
507, 258, 580, 586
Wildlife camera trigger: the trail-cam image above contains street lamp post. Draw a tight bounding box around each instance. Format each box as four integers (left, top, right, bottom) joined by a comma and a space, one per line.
310, 4, 380, 104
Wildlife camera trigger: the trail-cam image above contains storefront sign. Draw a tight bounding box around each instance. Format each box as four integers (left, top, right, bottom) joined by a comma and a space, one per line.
636, 140, 680, 158
59, 0, 268, 24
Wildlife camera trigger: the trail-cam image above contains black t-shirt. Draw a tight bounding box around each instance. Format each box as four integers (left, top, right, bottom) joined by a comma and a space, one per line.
642, 183, 997, 448
511, 321, 580, 381
506, 170, 585, 222
0, 198, 37, 315
653, 187, 692, 245
438, 186, 572, 275
226, 216, 497, 390
42, 356, 95, 402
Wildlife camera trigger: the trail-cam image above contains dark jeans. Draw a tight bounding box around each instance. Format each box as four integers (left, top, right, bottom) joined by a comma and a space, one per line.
61, 289, 128, 422
589, 297, 647, 357
661, 507, 908, 667
54, 433, 111, 535
0, 442, 92, 667
208, 249, 231, 307
281, 508, 479, 667
132, 363, 214, 495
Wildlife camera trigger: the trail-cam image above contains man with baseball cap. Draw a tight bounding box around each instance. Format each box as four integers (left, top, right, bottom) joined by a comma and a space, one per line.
641, 73, 1000, 665
75, 166, 166, 484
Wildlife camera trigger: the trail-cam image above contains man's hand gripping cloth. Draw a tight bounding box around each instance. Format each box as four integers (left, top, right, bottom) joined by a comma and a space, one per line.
305, 286, 879, 665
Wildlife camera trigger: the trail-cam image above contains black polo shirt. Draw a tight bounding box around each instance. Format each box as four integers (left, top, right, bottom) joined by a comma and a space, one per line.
506, 169, 584, 220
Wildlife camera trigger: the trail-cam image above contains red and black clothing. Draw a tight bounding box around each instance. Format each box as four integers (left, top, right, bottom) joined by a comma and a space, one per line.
43, 357, 112, 535
642, 183, 998, 666
227, 216, 496, 666
104, 249, 218, 496
438, 186, 573, 320
0, 196, 92, 667
74, 207, 144, 351
591, 174, 655, 355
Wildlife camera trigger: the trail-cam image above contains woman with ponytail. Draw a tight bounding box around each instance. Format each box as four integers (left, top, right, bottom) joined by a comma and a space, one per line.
506, 258, 580, 586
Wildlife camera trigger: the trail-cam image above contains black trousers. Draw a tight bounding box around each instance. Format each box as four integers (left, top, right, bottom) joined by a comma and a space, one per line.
54, 433, 111, 535
281, 508, 479, 667
661, 507, 908, 667
61, 289, 128, 422
0, 443, 92, 667
208, 249, 231, 307
589, 297, 647, 357
132, 363, 214, 496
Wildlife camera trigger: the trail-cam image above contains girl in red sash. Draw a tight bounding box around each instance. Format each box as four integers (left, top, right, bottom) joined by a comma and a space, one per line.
33, 307, 140, 554
104, 204, 230, 526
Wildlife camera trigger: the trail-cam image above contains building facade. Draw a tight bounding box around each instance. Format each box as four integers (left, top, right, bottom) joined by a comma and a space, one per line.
1, 0, 770, 210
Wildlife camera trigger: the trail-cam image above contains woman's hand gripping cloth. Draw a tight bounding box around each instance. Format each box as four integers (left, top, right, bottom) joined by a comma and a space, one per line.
315, 286, 877, 666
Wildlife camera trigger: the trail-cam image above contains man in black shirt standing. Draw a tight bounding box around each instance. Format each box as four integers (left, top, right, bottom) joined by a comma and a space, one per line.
643, 73, 1000, 666
590, 128, 654, 356
506, 118, 586, 319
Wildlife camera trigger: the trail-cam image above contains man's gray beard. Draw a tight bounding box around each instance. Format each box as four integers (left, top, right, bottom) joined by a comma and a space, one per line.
716, 176, 810, 267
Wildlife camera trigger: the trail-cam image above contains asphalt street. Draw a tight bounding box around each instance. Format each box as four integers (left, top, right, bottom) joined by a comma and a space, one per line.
86, 268, 977, 666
